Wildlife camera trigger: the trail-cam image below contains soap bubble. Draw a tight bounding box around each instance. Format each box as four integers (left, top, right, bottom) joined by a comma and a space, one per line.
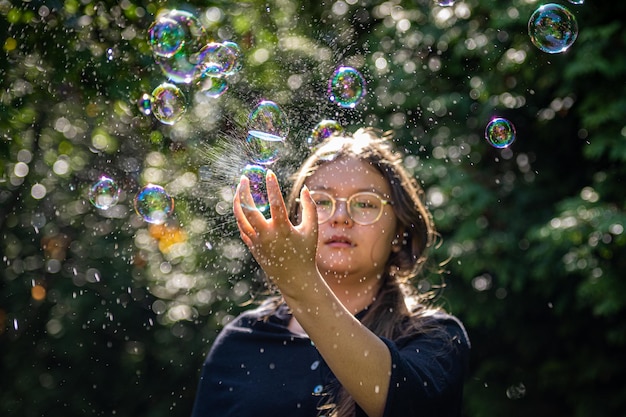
222, 41, 243, 76
197, 42, 239, 78
137, 93, 152, 115
328, 66, 366, 108
307, 119, 344, 148
151, 82, 186, 125
246, 130, 285, 165
89, 176, 120, 210
196, 75, 228, 98
241, 164, 269, 212
567, 0, 584, 4
528, 3, 578, 54
134, 184, 174, 224
151, 10, 210, 84
247, 100, 289, 140
436, 0, 455, 6
148, 16, 186, 58
485, 117, 516, 149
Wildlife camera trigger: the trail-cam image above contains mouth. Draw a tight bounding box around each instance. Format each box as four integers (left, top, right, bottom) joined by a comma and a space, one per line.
325, 235, 355, 248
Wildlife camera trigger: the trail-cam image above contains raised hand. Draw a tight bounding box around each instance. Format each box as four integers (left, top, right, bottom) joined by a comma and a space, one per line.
233, 170, 319, 296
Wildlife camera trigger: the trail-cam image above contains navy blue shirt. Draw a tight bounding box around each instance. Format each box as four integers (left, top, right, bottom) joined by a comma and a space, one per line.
191, 302, 470, 417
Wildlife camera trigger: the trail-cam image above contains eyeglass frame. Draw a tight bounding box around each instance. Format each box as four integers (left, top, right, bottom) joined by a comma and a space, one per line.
302, 190, 392, 225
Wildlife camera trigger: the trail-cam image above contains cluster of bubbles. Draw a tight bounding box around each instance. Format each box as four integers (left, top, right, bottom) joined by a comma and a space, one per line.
483, 1, 581, 149
139, 9, 243, 125
88, 176, 174, 225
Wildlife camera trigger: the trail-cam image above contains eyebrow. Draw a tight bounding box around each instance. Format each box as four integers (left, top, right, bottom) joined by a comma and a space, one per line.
307, 185, 389, 197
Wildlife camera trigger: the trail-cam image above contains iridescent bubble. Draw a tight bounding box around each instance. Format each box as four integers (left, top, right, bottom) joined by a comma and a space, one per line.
148, 16, 186, 58
328, 66, 366, 109
197, 42, 238, 78
137, 93, 152, 115
246, 130, 285, 165
436, 0, 455, 6
89, 176, 120, 210
222, 41, 243, 76
485, 117, 516, 149
248, 100, 290, 140
196, 75, 228, 98
151, 82, 186, 125
151, 10, 209, 84
307, 119, 344, 148
567, 0, 584, 4
528, 3, 578, 54
241, 164, 269, 212
134, 184, 174, 224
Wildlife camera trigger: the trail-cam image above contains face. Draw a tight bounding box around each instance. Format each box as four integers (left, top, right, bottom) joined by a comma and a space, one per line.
304, 156, 399, 283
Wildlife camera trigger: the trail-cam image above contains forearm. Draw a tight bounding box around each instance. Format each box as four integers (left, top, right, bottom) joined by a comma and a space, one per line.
282, 275, 391, 417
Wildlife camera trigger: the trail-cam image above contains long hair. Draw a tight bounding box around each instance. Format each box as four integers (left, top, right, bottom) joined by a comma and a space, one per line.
284, 127, 442, 416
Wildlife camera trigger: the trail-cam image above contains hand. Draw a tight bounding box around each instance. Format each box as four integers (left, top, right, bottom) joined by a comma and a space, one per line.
233, 170, 319, 295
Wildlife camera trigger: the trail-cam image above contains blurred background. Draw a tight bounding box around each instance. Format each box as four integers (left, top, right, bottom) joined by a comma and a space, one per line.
1, 0, 625, 416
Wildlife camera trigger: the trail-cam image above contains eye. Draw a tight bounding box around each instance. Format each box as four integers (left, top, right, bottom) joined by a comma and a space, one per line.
311, 193, 333, 207
351, 194, 380, 210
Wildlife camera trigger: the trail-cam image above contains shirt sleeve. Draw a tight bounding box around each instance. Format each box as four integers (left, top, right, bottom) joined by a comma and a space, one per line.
357, 316, 470, 417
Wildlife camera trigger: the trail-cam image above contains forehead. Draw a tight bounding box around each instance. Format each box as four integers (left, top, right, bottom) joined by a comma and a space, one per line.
305, 156, 390, 195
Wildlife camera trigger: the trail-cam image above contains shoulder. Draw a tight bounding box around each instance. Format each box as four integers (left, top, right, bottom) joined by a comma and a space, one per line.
401, 309, 471, 350
221, 298, 291, 334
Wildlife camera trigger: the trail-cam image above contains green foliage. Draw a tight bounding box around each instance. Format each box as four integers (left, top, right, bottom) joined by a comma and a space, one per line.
1, 0, 626, 416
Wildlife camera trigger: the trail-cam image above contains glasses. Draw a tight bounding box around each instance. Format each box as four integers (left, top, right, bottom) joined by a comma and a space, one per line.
308, 190, 391, 225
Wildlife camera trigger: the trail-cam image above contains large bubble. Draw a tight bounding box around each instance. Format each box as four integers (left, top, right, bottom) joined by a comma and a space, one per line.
197, 42, 240, 78
528, 3, 578, 54
89, 176, 120, 210
328, 66, 366, 108
246, 100, 289, 165
151, 9, 210, 84
148, 16, 186, 58
485, 117, 516, 149
134, 184, 175, 224
307, 119, 344, 149
151, 82, 187, 125
241, 164, 269, 213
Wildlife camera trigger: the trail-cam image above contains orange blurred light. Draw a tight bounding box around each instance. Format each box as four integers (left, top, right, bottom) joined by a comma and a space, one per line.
31, 285, 47, 301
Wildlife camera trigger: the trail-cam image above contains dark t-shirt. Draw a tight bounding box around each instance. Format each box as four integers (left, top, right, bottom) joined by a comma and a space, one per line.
190, 302, 470, 417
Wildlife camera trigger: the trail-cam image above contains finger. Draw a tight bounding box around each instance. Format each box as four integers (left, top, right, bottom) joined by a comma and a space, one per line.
238, 174, 268, 229
265, 169, 290, 225
298, 185, 318, 235
233, 177, 258, 238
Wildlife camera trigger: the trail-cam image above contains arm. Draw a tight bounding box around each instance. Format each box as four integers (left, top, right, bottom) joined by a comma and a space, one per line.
233, 171, 391, 417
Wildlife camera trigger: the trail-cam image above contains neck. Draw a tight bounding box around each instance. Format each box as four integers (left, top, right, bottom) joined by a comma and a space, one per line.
321, 271, 382, 314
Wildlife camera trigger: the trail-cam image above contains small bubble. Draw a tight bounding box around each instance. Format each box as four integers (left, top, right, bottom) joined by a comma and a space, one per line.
137, 93, 152, 115
506, 383, 527, 399
197, 42, 239, 78
134, 184, 174, 224
148, 16, 186, 58
528, 3, 578, 54
307, 119, 344, 149
485, 117, 516, 148
328, 66, 366, 108
196, 75, 228, 98
436, 0, 455, 6
241, 164, 269, 212
151, 83, 186, 125
89, 176, 120, 210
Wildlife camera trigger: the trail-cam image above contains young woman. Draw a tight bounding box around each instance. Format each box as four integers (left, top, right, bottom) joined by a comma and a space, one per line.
191, 128, 470, 417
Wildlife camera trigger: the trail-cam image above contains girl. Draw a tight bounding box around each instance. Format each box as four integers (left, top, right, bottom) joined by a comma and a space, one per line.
191, 128, 470, 417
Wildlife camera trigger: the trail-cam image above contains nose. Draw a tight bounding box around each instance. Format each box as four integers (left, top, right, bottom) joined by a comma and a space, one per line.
330, 199, 353, 226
